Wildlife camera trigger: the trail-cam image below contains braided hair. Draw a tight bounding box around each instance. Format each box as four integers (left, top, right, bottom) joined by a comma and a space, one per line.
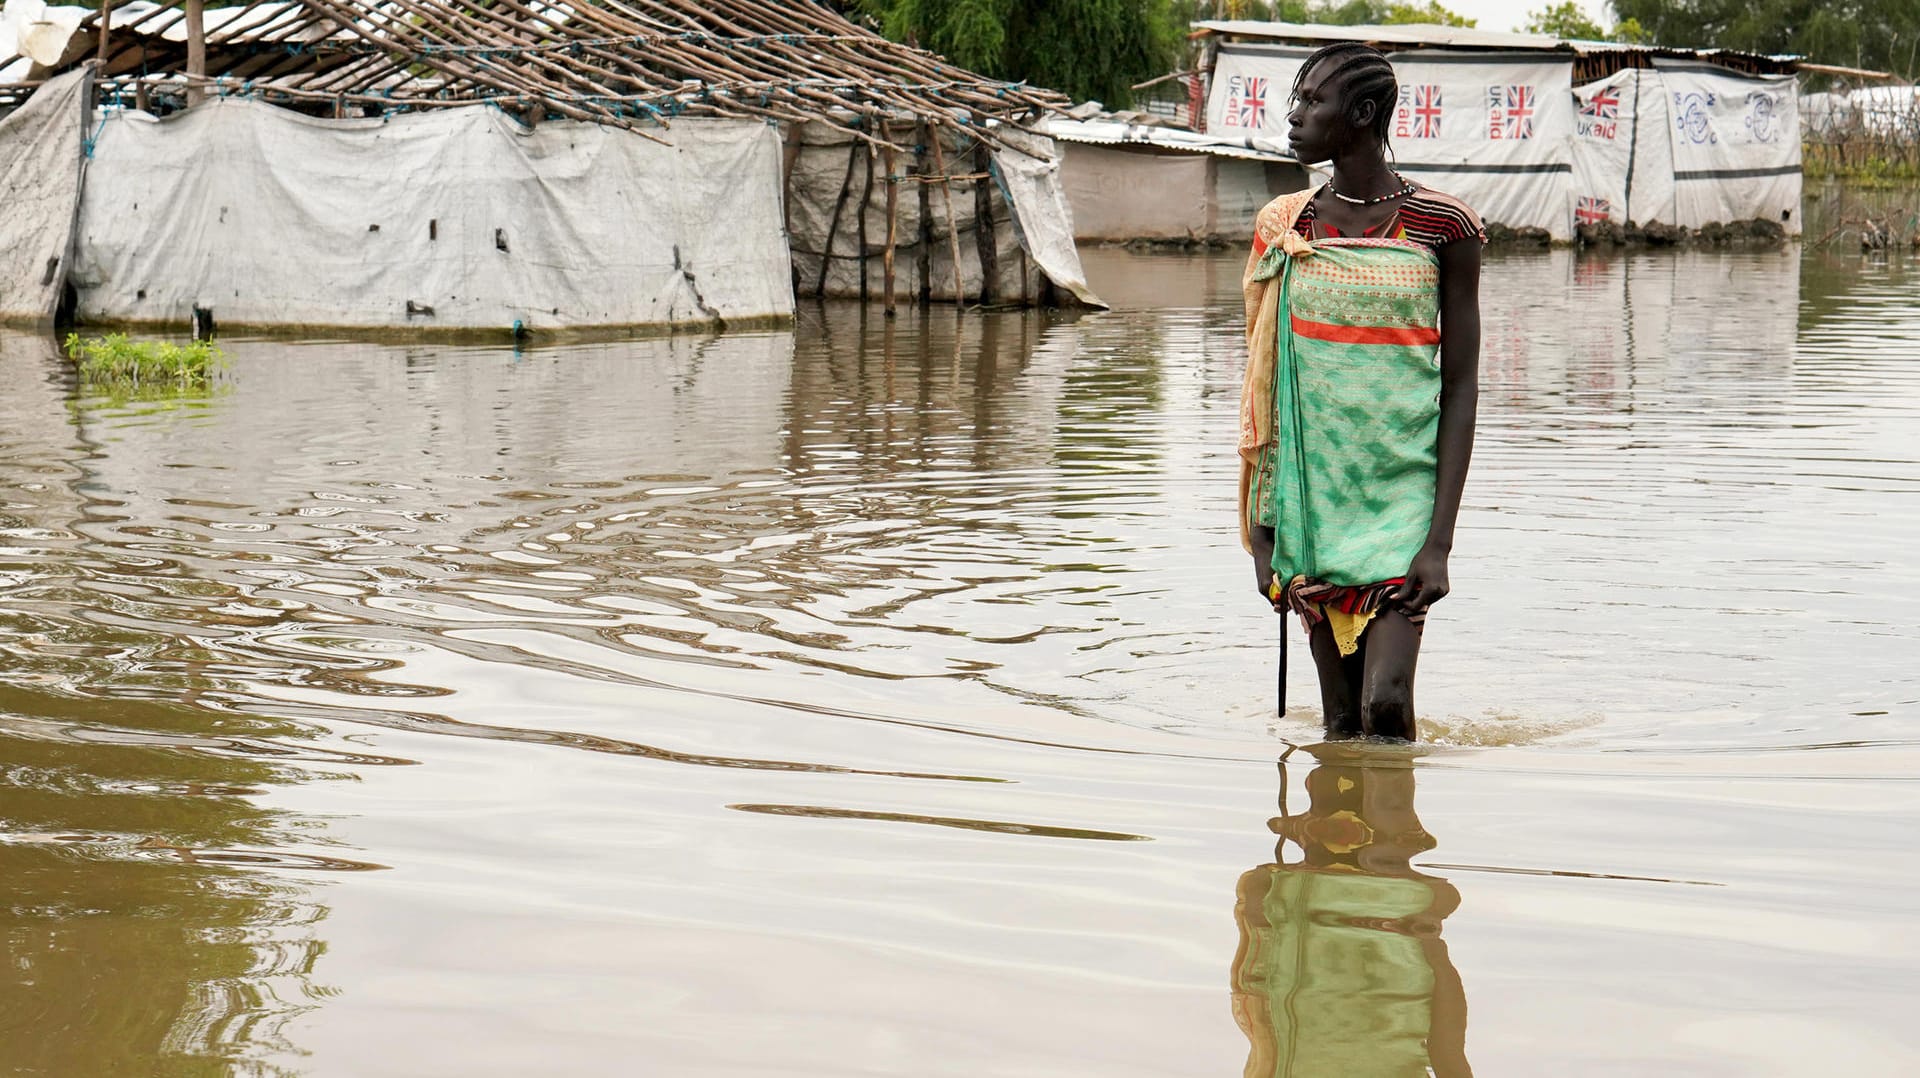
1290, 42, 1399, 142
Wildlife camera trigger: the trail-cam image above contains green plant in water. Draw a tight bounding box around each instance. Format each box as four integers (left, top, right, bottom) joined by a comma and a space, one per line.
65, 332, 227, 389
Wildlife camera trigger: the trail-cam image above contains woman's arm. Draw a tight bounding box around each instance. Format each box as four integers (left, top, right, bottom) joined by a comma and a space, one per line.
1393, 237, 1481, 611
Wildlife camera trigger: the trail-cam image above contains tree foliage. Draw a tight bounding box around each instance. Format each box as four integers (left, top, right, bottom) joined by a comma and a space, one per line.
1609, 0, 1920, 79
842, 0, 1487, 106
1522, 2, 1603, 39
846, 0, 1183, 108
1241, 0, 1474, 26
1521, 2, 1649, 42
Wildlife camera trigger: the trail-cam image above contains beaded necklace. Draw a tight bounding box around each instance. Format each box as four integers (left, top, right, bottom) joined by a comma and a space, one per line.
1327, 171, 1415, 206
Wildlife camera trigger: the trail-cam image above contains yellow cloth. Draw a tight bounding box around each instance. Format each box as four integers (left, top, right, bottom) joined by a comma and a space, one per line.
1269, 572, 1377, 657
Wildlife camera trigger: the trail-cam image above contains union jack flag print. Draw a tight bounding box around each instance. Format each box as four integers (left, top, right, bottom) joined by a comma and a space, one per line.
1226, 75, 1268, 129
1395, 85, 1443, 139
1488, 84, 1536, 140
1580, 87, 1619, 121
1576, 196, 1612, 226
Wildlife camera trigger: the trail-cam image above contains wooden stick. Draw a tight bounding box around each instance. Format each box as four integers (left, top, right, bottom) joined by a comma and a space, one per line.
858, 135, 875, 302
915, 123, 931, 306
882, 136, 898, 318
972, 136, 995, 306
184, 0, 206, 107
96, 0, 115, 66
816, 135, 861, 296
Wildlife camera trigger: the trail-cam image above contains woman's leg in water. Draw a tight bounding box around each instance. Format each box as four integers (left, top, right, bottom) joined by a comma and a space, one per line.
1307, 619, 1365, 739
1358, 609, 1422, 741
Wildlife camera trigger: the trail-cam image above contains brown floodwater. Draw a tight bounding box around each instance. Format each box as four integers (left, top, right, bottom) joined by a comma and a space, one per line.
3, 244, 1918, 1075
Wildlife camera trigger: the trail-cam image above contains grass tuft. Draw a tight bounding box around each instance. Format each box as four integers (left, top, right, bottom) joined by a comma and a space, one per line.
65, 333, 226, 388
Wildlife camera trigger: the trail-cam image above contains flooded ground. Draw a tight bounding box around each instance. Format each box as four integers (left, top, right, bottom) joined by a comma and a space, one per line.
3, 243, 1918, 1075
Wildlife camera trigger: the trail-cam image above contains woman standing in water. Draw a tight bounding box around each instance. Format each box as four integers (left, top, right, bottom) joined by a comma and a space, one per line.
1240, 43, 1482, 741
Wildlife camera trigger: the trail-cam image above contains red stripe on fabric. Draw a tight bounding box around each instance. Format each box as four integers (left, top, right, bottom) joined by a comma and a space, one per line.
1252, 232, 1270, 258
1290, 315, 1440, 346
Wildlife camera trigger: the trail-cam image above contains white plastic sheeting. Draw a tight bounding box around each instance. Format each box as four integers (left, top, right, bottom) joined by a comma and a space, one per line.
0, 0, 89, 71
1570, 69, 1636, 228
1038, 116, 1310, 242
1656, 62, 1801, 233
1208, 42, 1576, 239
1051, 142, 1306, 242
0, 65, 91, 326
990, 129, 1102, 306
1571, 65, 1800, 235
69, 98, 795, 331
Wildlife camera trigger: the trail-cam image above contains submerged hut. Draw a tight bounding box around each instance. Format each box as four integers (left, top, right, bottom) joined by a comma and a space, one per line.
0, 0, 1101, 333
1184, 21, 1805, 243
1037, 114, 1310, 244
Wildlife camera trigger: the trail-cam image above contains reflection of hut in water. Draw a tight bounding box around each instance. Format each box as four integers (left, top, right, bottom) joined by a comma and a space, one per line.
1232, 753, 1471, 1077
0, 0, 1101, 335
1189, 21, 1807, 243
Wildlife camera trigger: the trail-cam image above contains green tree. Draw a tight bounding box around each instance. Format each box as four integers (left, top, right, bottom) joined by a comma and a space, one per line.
1522, 2, 1604, 39
848, 0, 1183, 108
1609, 0, 1920, 79
1609, 16, 1652, 44
1314, 0, 1476, 26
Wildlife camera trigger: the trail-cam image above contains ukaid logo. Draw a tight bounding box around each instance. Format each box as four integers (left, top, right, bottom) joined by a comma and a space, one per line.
1576, 196, 1612, 226
1225, 75, 1269, 129
1395, 84, 1443, 139
1577, 86, 1619, 139
1487, 84, 1536, 140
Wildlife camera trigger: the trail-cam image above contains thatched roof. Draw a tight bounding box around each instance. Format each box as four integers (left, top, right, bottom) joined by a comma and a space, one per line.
5, 0, 1069, 146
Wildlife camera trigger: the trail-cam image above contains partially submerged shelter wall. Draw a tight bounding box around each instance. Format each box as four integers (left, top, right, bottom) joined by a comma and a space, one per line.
1055, 143, 1310, 241
70, 100, 794, 332
1060, 144, 1212, 241
786, 123, 1099, 307
1208, 42, 1577, 241
1572, 65, 1801, 235
0, 66, 91, 327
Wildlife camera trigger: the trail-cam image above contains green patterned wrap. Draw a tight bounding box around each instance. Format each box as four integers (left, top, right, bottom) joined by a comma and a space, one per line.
1249, 239, 1442, 587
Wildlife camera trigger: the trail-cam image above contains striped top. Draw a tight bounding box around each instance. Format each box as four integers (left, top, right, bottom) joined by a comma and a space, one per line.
1293, 185, 1486, 251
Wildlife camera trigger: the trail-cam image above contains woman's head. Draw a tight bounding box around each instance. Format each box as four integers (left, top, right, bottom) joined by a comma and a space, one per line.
1285, 42, 1399, 163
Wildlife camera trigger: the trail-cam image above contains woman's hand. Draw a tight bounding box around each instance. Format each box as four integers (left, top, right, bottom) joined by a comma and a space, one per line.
1391, 542, 1451, 612
1251, 525, 1280, 609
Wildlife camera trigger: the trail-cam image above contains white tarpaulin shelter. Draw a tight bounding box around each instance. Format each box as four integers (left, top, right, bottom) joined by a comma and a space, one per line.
1038, 117, 1312, 242
0, 0, 1101, 332
1208, 39, 1576, 240
66, 98, 794, 332
1656, 61, 1800, 232
0, 66, 91, 326
1198, 21, 1803, 241
1571, 64, 1801, 234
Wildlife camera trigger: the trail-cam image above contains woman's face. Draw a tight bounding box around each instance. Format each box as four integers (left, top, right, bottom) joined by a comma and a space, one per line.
1286, 63, 1351, 164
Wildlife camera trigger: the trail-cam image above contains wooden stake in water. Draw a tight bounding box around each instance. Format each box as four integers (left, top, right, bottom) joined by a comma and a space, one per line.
882, 139, 898, 317
1277, 615, 1288, 719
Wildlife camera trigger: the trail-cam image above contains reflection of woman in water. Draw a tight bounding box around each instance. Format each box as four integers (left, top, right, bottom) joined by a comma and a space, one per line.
1239, 43, 1482, 741
1231, 751, 1472, 1077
